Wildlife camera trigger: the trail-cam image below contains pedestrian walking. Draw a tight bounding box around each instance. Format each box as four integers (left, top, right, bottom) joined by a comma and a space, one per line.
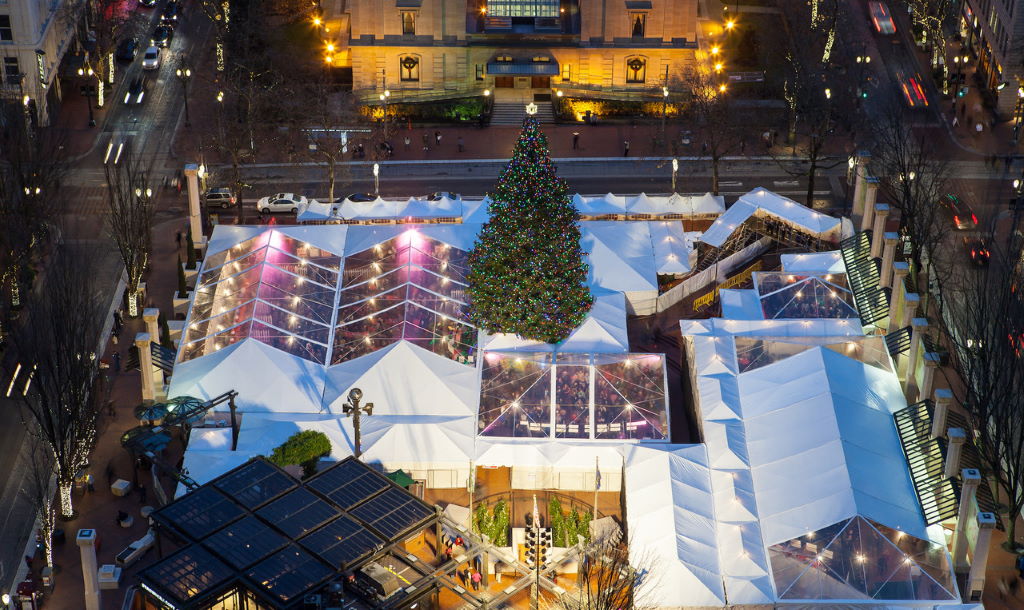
623, 139, 630, 156
404, 136, 411, 151
111, 333, 119, 346
471, 570, 481, 590
175, 231, 182, 249
137, 484, 147, 503
457, 136, 464, 152
434, 130, 442, 146
112, 351, 121, 372
422, 133, 430, 151
572, 132, 580, 150
952, 115, 959, 127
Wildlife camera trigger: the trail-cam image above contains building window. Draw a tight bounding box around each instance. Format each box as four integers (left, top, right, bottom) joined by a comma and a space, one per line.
475, 64, 484, 81
400, 55, 420, 81
630, 12, 646, 38
3, 56, 18, 84
401, 11, 416, 35
0, 15, 13, 41
626, 56, 646, 83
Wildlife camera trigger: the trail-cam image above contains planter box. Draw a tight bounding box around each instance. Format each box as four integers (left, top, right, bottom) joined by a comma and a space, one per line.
182, 264, 199, 288
167, 320, 185, 343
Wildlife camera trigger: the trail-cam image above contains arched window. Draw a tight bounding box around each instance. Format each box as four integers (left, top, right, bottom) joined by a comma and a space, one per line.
399, 55, 420, 82
626, 56, 646, 83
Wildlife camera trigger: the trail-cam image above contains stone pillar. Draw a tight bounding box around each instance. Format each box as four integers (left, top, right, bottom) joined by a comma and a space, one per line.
481, 535, 491, 587
859, 177, 881, 231
888, 262, 909, 326
944, 428, 966, 479
965, 512, 998, 602
880, 232, 899, 288
76, 529, 101, 610
919, 352, 940, 403
184, 163, 206, 254
951, 468, 982, 570
930, 388, 953, 439
901, 294, 919, 329
136, 332, 155, 403
143, 308, 160, 343
850, 151, 871, 216
905, 318, 928, 397
870, 204, 890, 257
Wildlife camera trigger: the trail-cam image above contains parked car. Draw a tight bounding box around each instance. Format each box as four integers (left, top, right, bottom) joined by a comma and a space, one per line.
151, 24, 174, 48
141, 46, 161, 70
963, 237, 990, 266
867, 1, 896, 35
115, 37, 139, 62
124, 76, 147, 105
941, 194, 978, 230
138, 0, 157, 6
205, 188, 237, 208
345, 193, 376, 202
159, 2, 181, 24
428, 192, 461, 201
257, 193, 308, 213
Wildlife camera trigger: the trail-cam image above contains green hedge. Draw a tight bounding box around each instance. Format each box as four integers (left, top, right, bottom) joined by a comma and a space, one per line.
473, 500, 510, 546
267, 430, 331, 477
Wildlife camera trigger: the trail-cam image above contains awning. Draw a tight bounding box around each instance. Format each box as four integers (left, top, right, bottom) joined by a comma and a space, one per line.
487, 60, 559, 76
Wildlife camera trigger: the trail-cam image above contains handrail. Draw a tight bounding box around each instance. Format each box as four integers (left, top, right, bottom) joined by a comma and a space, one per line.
692, 261, 763, 312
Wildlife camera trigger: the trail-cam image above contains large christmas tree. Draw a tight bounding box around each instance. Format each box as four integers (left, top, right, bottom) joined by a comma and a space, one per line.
467, 116, 593, 343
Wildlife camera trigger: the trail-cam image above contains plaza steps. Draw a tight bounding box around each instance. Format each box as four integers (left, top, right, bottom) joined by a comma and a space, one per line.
490, 101, 555, 125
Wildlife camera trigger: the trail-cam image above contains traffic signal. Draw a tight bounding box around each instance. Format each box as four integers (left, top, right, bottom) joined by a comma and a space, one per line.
958, 86, 969, 98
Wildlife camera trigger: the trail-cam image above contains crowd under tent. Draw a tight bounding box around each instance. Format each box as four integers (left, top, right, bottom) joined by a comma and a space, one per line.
700, 188, 842, 249
679, 317, 962, 606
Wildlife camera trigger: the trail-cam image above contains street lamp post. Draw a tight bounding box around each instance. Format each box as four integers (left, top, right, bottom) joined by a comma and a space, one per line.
77, 65, 96, 127
672, 157, 679, 191
342, 388, 374, 458
373, 163, 380, 195
176, 63, 193, 127
215, 90, 225, 141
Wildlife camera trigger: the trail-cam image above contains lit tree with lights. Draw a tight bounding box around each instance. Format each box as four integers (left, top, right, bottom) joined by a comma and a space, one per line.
467, 115, 593, 343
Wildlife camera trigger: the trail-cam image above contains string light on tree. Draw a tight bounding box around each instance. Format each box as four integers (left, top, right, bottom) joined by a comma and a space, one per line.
467, 116, 593, 343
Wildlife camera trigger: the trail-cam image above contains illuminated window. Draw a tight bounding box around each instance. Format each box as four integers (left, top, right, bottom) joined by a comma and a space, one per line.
630, 12, 646, 37
401, 11, 416, 35
626, 56, 646, 83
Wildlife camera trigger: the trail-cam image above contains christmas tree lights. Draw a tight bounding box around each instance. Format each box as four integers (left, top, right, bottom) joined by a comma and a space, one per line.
467, 116, 593, 343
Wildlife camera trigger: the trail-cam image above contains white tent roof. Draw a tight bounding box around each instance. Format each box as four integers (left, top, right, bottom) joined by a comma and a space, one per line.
571, 192, 725, 218
168, 339, 327, 413
351, 415, 477, 467
623, 445, 727, 607
648, 222, 696, 275
780, 250, 846, 274
701, 188, 841, 248
323, 341, 478, 418
580, 222, 658, 292
481, 289, 629, 353
719, 288, 764, 320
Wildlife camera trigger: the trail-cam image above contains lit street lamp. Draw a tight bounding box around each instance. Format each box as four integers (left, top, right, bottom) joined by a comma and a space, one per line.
373, 163, 380, 195
672, 158, 679, 191
342, 388, 373, 458
77, 65, 97, 127
176, 63, 193, 126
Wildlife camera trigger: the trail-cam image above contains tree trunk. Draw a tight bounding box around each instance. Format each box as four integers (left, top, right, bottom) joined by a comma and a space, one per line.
806, 161, 818, 204
58, 480, 74, 519
711, 158, 720, 196
328, 160, 336, 203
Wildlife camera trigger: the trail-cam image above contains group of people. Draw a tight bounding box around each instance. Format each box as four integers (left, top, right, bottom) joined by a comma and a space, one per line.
758, 274, 855, 320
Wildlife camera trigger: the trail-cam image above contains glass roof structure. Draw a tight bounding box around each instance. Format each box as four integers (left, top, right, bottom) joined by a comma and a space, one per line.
332, 231, 477, 365
755, 272, 858, 320
142, 457, 437, 609
478, 352, 668, 440
180, 231, 342, 365
768, 516, 957, 601
735, 336, 893, 374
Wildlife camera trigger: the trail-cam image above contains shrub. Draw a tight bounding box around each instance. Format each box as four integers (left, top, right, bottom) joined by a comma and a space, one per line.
185, 232, 196, 270
158, 311, 174, 349
548, 496, 566, 546
176, 255, 188, 299
267, 430, 331, 478
474, 503, 492, 537
490, 500, 510, 546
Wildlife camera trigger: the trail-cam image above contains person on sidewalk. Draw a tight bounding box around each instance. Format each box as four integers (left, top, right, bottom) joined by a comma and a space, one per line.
422, 133, 430, 152
471, 570, 481, 590
112, 351, 121, 372
434, 130, 442, 146
457, 136, 464, 152
404, 136, 411, 151
572, 132, 580, 150
137, 484, 147, 503
623, 139, 630, 156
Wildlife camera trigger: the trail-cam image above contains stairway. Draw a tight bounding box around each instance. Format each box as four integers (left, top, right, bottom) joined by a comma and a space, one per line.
490, 101, 555, 125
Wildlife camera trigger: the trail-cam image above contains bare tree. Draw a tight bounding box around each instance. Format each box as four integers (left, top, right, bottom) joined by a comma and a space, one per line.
20, 429, 58, 568
678, 68, 743, 196
104, 149, 154, 318
84, 0, 146, 108
932, 231, 1024, 549
4, 245, 107, 520
868, 96, 951, 281
544, 541, 655, 610
287, 78, 358, 202
906, 0, 958, 91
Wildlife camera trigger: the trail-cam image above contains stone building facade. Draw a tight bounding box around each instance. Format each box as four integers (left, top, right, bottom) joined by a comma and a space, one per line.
333, 0, 699, 99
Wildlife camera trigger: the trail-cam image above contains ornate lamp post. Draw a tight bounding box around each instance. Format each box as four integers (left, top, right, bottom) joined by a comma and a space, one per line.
175, 63, 193, 126
342, 388, 373, 458
77, 64, 96, 127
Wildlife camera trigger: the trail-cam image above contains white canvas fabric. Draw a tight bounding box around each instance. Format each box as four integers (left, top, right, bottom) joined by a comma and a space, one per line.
781, 250, 846, 274
168, 339, 327, 413
701, 188, 841, 248
719, 288, 764, 320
